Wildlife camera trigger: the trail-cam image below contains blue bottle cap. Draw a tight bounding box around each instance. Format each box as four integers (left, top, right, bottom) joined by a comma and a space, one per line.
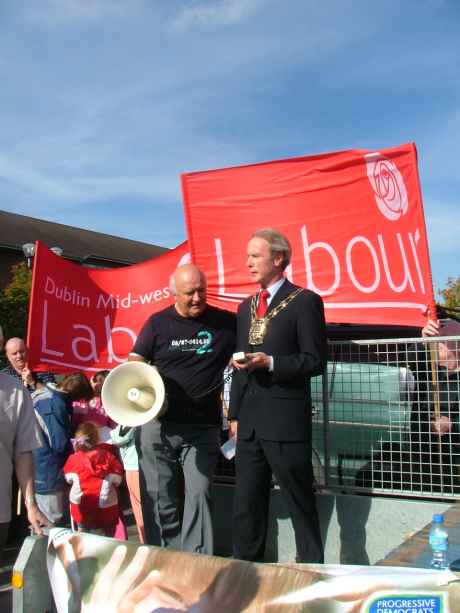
433, 514, 444, 523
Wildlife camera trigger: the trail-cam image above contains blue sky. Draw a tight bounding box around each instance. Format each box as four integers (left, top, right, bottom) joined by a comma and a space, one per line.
1, 0, 458, 296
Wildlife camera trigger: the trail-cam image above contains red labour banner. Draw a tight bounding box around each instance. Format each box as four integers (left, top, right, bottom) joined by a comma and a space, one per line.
182, 142, 434, 327
27, 241, 189, 373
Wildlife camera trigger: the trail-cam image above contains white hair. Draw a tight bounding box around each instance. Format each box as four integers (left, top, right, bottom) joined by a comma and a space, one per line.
251, 228, 292, 270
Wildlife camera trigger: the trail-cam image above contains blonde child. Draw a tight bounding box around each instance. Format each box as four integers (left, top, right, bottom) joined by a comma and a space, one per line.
64, 422, 123, 536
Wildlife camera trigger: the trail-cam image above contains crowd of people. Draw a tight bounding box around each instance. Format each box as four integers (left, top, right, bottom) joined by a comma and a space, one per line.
0, 227, 459, 569
0, 334, 146, 554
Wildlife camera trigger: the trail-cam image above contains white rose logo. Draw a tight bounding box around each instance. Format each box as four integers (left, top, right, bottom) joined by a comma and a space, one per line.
365, 153, 408, 221
177, 252, 191, 267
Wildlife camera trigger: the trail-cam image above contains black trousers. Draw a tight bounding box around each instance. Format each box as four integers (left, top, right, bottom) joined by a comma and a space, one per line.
233, 434, 323, 563
0, 522, 9, 562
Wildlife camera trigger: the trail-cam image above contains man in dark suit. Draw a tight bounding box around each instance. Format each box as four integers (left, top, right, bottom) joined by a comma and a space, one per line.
228, 228, 327, 563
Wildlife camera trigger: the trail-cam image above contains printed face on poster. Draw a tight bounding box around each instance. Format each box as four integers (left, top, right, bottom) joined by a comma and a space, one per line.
181, 143, 434, 327
47, 529, 454, 613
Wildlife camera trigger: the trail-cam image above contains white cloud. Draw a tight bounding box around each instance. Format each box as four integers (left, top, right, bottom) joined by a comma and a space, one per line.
172, 0, 264, 31
24, 0, 140, 25
0, 151, 176, 206
0, 154, 73, 199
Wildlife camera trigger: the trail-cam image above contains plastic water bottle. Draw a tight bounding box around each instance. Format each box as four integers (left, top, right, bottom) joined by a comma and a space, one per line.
429, 514, 448, 570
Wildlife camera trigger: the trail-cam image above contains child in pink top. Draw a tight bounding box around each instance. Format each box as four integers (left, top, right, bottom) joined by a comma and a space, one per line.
72, 370, 115, 438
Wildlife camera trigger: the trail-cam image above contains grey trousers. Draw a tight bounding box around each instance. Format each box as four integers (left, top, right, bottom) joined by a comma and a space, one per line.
137, 420, 220, 554
36, 486, 67, 524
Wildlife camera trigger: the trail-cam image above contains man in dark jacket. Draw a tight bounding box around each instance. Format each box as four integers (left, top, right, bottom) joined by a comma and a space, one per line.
228, 228, 327, 563
2, 337, 55, 392
409, 318, 460, 494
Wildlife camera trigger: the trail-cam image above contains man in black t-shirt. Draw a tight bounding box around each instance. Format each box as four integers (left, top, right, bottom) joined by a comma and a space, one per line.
130, 264, 235, 553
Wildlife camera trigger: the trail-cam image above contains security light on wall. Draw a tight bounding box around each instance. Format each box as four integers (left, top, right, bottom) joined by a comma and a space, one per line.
22, 243, 63, 268
22, 243, 35, 268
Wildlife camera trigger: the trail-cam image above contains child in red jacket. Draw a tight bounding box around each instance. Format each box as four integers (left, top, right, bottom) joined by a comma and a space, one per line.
64, 421, 123, 536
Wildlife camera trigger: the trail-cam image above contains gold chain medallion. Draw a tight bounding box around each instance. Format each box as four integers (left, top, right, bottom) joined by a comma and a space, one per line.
248, 288, 303, 345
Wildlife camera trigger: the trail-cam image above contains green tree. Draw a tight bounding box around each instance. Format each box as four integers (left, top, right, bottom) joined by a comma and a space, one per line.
439, 276, 460, 310
0, 262, 32, 341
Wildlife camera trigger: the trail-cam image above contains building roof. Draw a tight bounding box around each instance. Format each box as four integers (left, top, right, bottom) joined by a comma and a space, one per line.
0, 209, 169, 266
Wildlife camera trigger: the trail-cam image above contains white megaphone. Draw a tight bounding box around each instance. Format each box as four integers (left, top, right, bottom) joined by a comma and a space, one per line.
101, 361, 166, 427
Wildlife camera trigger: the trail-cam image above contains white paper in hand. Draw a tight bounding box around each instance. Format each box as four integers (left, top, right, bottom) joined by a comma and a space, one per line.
220, 436, 236, 460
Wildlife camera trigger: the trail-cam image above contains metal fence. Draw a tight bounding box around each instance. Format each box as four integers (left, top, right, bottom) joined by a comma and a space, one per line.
311, 335, 460, 500
215, 335, 460, 501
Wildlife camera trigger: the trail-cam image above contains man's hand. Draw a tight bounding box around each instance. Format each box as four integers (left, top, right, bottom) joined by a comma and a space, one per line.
229, 420, 238, 438
422, 319, 440, 338
21, 366, 35, 387
15, 451, 52, 535
82, 545, 190, 612
26, 501, 53, 535
432, 414, 452, 436
232, 352, 271, 371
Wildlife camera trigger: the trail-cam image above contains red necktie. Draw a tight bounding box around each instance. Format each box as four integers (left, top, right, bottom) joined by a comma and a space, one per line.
256, 289, 270, 318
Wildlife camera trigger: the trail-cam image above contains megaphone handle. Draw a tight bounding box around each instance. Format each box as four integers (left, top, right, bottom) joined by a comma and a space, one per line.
127, 387, 155, 411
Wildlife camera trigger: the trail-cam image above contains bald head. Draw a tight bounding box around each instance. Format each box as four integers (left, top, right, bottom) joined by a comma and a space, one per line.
171, 264, 207, 318
5, 337, 28, 374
